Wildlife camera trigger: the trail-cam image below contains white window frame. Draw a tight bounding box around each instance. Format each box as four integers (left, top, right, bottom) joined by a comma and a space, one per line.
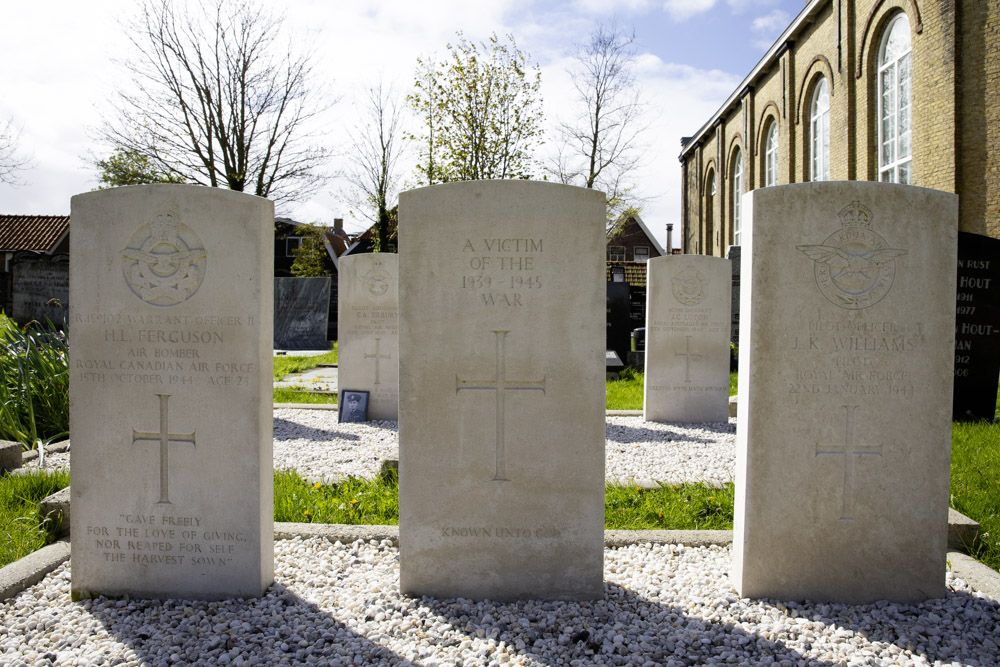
633, 246, 650, 262
810, 78, 831, 182
607, 245, 625, 261
732, 149, 743, 245
764, 122, 778, 187
878, 14, 912, 184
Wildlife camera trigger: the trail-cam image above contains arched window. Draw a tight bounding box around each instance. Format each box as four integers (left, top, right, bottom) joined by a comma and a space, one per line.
764, 122, 778, 187
705, 170, 715, 256
732, 149, 743, 245
878, 14, 912, 183
810, 78, 830, 181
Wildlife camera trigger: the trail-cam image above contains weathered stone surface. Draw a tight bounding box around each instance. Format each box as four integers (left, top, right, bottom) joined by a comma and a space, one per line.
0, 440, 21, 472
643, 255, 731, 423
733, 182, 958, 603
337, 254, 398, 420
69, 184, 274, 600
398, 180, 606, 600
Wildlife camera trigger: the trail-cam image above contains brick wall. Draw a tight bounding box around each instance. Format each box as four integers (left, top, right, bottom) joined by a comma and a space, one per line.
680, 0, 1000, 252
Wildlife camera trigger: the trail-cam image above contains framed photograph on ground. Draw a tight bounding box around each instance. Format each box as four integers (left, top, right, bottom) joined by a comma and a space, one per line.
339, 390, 370, 423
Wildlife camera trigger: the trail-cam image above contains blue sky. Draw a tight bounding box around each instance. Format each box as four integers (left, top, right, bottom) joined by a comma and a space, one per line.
0, 0, 806, 246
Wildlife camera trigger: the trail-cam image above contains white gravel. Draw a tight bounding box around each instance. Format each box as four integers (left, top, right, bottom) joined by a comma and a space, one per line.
34, 410, 736, 484
11, 409, 1000, 665
3, 538, 999, 666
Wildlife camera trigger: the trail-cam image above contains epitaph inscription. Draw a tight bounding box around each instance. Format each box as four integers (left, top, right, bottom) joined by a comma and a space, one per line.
399, 180, 605, 601
70, 184, 273, 601
733, 182, 956, 604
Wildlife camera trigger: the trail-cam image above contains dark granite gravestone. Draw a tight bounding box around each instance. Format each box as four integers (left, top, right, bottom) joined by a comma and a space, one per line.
953, 232, 1000, 421
607, 281, 631, 365
726, 245, 741, 346
12, 259, 69, 326
273, 277, 331, 350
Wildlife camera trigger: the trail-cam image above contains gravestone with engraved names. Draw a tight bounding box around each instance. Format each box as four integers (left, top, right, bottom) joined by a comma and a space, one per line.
952, 232, 1000, 421
12, 259, 69, 326
643, 255, 731, 423
398, 181, 605, 600
69, 184, 274, 600
337, 253, 399, 421
273, 277, 330, 350
734, 182, 957, 603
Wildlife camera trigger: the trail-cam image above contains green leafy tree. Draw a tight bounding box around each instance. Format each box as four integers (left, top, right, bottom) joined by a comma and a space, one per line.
99, 0, 332, 205
408, 32, 544, 184
289, 224, 331, 277
96, 149, 184, 187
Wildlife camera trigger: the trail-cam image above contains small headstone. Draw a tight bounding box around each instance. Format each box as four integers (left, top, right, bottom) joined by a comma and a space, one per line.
273, 277, 330, 350
11, 260, 69, 326
643, 255, 731, 423
69, 184, 274, 601
337, 254, 399, 420
0, 440, 21, 472
606, 282, 630, 364
398, 180, 605, 601
606, 349, 624, 380
952, 232, 1000, 421
734, 182, 957, 603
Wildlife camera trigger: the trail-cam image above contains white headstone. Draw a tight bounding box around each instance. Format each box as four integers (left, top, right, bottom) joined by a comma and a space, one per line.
69, 184, 274, 601
643, 255, 731, 422
337, 254, 399, 421
734, 182, 958, 603
398, 180, 606, 601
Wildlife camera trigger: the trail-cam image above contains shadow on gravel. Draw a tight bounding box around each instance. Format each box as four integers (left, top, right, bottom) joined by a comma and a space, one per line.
272, 418, 361, 443
803, 589, 1000, 666
405, 582, 841, 666
605, 422, 734, 445
87, 583, 409, 666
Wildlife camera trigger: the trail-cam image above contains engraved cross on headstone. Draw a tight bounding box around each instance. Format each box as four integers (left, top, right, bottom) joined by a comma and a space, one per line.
456, 330, 546, 481
364, 337, 392, 385
675, 335, 704, 383
131, 394, 196, 504
816, 404, 883, 520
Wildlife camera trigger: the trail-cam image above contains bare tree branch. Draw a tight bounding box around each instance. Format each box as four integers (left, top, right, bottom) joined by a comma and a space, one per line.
548, 19, 649, 224
97, 0, 333, 206
343, 82, 409, 251
0, 117, 34, 186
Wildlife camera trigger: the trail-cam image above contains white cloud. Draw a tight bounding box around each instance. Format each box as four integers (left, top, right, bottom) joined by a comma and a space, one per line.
571, 0, 655, 15
662, 0, 717, 21
752, 9, 791, 33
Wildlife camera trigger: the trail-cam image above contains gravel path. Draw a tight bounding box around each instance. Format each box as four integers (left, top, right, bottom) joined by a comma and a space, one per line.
2, 539, 999, 666
10, 410, 1000, 665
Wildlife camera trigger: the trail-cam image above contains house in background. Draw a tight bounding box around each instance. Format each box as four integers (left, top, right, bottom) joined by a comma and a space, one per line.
606, 213, 666, 264
0, 215, 70, 315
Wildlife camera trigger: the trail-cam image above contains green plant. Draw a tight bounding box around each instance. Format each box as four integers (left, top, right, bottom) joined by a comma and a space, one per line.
274, 469, 398, 525
607, 370, 643, 410
0, 469, 70, 568
0, 314, 70, 449
950, 419, 1000, 572
273, 388, 337, 405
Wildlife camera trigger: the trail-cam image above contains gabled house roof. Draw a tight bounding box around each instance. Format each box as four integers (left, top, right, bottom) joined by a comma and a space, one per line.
0, 215, 70, 253
607, 213, 666, 256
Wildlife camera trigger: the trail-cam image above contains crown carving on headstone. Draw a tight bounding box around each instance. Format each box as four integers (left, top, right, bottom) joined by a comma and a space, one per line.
149, 207, 181, 243
838, 201, 873, 229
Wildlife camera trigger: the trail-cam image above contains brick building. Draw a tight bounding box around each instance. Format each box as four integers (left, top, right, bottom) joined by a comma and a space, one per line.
679, 0, 1000, 255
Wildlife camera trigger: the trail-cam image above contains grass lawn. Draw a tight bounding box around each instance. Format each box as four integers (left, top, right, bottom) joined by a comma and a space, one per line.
0, 470, 70, 567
